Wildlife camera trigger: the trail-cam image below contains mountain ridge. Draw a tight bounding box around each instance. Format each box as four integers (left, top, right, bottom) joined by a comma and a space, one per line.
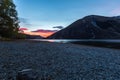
48, 15, 120, 39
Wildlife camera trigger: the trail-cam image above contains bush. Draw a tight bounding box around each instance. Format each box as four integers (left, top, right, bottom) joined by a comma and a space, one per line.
16, 33, 26, 39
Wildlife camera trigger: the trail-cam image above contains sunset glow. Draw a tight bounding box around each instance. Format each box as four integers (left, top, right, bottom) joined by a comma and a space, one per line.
23, 31, 55, 38
19, 28, 57, 38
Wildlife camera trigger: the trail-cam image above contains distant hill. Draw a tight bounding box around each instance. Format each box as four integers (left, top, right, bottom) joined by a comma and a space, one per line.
25, 34, 43, 39
48, 15, 120, 39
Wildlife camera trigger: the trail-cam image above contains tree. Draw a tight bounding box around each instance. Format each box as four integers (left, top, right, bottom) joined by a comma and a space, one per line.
0, 0, 19, 38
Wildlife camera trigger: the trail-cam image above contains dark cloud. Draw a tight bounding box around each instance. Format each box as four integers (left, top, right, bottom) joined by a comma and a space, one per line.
19, 28, 28, 31
19, 18, 29, 24
19, 17, 33, 26
53, 26, 64, 29
19, 17, 43, 27
33, 29, 58, 33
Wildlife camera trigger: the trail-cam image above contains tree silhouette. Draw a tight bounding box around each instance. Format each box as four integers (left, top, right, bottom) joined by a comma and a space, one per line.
0, 0, 19, 38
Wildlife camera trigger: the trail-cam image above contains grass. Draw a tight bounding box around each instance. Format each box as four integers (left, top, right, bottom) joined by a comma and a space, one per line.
0, 37, 13, 41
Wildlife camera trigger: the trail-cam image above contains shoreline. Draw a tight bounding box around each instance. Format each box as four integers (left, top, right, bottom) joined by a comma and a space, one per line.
0, 41, 120, 79
1, 39, 120, 50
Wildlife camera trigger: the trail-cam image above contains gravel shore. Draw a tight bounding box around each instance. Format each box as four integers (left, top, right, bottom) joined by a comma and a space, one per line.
0, 41, 120, 80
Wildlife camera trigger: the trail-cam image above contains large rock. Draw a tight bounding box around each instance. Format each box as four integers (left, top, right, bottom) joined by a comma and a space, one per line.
16, 69, 39, 80
48, 15, 120, 39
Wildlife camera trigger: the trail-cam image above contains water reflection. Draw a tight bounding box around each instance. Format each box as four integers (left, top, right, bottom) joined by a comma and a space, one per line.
29, 39, 120, 43
29, 39, 120, 48
30, 39, 79, 43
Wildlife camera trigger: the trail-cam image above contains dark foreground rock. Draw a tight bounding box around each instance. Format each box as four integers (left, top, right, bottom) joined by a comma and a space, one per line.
16, 69, 38, 80
0, 41, 120, 80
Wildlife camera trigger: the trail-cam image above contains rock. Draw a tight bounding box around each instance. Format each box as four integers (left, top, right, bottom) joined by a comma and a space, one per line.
16, 69, 39, 80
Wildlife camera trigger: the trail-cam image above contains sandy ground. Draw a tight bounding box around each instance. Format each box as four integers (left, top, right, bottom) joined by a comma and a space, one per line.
0, 41, 120, 80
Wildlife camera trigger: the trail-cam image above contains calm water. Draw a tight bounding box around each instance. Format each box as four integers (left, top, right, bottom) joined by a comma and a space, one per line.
29, 39, 120, 43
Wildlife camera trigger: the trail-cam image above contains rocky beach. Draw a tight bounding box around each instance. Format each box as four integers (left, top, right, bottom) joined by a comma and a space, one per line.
0, 41, 120, 80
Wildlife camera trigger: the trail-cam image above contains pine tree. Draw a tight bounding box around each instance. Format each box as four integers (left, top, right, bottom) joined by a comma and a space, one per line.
0, 0, 19, 38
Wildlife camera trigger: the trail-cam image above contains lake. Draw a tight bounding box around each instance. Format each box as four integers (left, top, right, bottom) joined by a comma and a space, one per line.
29, 39, 120, 48
29, 39, 120, 43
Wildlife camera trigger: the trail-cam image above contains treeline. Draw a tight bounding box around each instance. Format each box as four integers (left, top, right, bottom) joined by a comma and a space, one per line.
0, 0, 24, 39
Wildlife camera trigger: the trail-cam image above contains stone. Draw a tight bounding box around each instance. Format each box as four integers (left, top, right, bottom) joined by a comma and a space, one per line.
16, 69, 39, 80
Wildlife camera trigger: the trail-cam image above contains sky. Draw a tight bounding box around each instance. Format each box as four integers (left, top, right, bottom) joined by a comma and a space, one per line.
14, 0, 120, 31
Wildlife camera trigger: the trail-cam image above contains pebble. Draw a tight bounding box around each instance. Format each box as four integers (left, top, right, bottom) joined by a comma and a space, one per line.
0, 41, 120, 80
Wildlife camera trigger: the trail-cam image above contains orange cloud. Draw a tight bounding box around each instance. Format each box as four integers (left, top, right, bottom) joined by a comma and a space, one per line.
19, 28, 28, 31
24, 31, 55, 38
19, 28, 57, 38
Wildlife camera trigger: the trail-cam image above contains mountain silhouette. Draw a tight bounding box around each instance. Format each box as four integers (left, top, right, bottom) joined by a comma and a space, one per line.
48, 15, 120, 39
25, 34, 43, 39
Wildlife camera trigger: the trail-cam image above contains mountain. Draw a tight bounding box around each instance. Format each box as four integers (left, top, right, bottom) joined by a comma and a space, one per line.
25, 34, 43, 39
48, 15, 120, 39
